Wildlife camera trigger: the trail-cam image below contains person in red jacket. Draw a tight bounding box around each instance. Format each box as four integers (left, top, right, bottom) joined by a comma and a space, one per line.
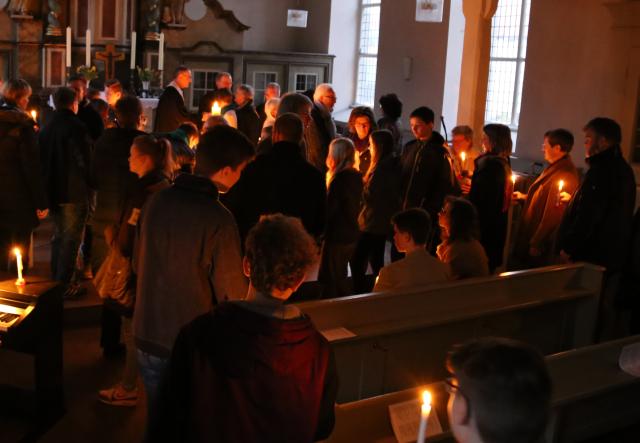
149, 214, 338, 443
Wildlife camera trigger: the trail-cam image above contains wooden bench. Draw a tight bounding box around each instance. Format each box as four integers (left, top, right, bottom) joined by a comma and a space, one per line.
296, 263, 604, 402
323, 335, 640, 443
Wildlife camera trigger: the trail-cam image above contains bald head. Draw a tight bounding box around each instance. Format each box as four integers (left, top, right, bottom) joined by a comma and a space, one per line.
272, 113, 304, 144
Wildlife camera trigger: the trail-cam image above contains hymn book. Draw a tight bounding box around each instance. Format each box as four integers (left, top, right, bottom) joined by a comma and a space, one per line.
388, 398, 442, 443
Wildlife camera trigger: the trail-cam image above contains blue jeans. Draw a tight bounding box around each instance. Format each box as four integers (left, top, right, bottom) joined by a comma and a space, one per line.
137, 349, 168, 432
51, 203, 88, 283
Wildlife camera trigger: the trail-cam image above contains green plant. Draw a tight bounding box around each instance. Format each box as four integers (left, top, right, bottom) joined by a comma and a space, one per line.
137, 66, 158, 82
76, 65, 99, 81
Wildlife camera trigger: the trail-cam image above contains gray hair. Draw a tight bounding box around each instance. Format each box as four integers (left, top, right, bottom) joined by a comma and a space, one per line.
313, 83, 334, 102
326, 137, 356, 186
277, 92, 313, 118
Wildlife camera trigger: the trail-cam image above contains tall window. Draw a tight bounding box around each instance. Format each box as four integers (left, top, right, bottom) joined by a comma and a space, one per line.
253, 72, 278, 103
485, 0, 531, 144
190, 69, 217, 110
355, 0, 381, 107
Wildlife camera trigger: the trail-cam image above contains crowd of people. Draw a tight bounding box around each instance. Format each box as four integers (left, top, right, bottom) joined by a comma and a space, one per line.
0, 64, 638, 442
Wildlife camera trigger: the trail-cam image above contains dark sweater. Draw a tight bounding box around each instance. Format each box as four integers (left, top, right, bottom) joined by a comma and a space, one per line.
133, 174, 248, 357
326, 168, 363, 243
148, 302, 338, 443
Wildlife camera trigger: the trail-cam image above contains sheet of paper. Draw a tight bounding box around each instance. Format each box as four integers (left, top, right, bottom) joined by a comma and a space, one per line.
320, 327, 356, 342
619, 341, 640, 377
388, 399, 442, 443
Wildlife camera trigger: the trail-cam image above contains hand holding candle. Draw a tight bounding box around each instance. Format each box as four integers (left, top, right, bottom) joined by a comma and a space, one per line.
13, 248, 25, 286
211, 101, 221, 116
30, 110, 37, 121
511, 173, 517, 189
460, 151, 467, 173
417, 390, 432, 443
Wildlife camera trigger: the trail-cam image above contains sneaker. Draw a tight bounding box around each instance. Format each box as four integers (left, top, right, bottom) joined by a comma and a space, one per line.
98, 384, 138, 407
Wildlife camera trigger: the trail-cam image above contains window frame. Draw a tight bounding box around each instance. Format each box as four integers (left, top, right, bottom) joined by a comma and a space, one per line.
485, 0, 531, 141
294, 73, 318, 93
354, 0, 381, 108
189, 69, 218, 111
253, 71, 278, 103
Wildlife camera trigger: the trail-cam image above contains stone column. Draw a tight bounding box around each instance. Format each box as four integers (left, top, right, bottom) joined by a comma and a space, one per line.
456, 0, 498, 145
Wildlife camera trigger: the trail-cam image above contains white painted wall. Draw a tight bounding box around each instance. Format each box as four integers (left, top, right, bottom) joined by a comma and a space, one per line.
328, 0, 359, 114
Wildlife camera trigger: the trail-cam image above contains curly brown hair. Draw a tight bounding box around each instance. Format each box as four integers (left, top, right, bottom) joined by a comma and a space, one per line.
245, 214, 318, 295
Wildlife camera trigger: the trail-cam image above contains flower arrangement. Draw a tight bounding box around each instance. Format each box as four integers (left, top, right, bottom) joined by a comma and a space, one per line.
137, 66, 158, 82
76, 65, 99, 81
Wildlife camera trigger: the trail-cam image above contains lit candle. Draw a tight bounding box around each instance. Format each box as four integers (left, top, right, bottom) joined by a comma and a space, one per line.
460, 151, 466, 170
417, 390, 432, 443
556, 179, 565, 206
511, 173, 517, 188
30, 110, 37, 121
130, 31, 137, 70
66, 26, 72, 67
158, 33, 164, 71
85, 29, 91, 67
13, 248, 25, 286
211, 101, 221, 116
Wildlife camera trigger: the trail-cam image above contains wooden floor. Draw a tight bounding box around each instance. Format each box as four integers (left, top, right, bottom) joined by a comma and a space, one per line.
0, 221, 145, 443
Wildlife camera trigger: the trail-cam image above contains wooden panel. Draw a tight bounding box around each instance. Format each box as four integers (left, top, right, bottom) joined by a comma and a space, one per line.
50, 51, 63, 86
101, 0, 117, 38
76, 0, 88, 36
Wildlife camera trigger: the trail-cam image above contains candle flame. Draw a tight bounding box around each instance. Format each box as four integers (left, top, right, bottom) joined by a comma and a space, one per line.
13, 247, 21, 257
511, 173, 517, 185
460, 151, 466, 162
211, 101, 222, 116
422, 390, 432, 406
558, 180, 564, 192
30, 110, 37, 120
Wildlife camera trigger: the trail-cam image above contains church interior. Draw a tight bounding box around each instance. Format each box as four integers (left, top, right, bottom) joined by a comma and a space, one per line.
1, 0, 640, 442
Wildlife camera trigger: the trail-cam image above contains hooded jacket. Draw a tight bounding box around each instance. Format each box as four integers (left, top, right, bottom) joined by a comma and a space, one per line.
148, 302, 338, 443
0, 104, 48, 230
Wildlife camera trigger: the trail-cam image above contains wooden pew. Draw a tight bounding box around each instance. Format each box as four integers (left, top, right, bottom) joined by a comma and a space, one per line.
296, 263, 604, 402
323, 335, 640, 443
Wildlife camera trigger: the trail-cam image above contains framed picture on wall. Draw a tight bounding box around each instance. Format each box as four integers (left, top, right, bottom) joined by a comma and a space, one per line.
415, 0, 444, 23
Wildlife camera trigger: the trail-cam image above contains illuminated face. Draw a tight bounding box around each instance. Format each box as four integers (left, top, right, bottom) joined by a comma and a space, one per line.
392, 224, 411, 253
410, 117, 433, 141
542, 136, 563, 164
452, 134, 471, 154
216, 74, 233, 90
354, 116, 371, 140
583, 128, 600, 158
264, 85, 280, 101
481, 132, 492, 154
176, 70, 192, 89
319, 89, 337, 112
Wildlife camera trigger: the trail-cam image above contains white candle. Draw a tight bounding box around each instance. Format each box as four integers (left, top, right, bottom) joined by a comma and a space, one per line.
14, 248, 25, 286
417, 390, 432, 443
66, 26, 72, 67
85, 29, 91, 67
130, 31, 137, 70
158, 33, 164, 71
556, 180, 565, 206
211, 101, 221, 116
511, 173, 517, 187
460, 151, 466, 170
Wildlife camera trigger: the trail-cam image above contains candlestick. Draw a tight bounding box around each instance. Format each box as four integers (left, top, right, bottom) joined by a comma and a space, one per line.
85, 29, 91, 67
417, 390, 432, 443
211, 101, 221, 116
158, 33, 164, 71
130, 31, 137, 70
13, 248, 25, 286
66, 27, 72, 67
556, 179, 565, 206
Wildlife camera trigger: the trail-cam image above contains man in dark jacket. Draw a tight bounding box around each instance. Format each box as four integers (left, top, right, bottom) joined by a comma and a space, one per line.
400, 106, 456, 252
311, 83, 337, 157
0, 79, 48, 271
558, 117, 636, 339
197, 71, 234, 119
234, 84, 262, 146
153, 66, 193, 132
222, 113, 327, 243
68, 74, 104, 141
39, 86, 92, 296
133, 125, 254, 427
148, 214, 338, 443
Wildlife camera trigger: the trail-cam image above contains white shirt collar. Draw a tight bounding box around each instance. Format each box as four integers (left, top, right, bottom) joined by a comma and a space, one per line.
168, 80, 184, 100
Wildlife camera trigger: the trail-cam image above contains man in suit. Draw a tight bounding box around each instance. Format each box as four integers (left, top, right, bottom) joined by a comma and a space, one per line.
234, 84, 261, 146
153, 65, 192, 133
311, 83, 337, 158
374, 208, 449, 292
513, 129, 579, 268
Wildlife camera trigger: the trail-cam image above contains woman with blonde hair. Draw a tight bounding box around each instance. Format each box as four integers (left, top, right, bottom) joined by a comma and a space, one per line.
319, 138, 363, 298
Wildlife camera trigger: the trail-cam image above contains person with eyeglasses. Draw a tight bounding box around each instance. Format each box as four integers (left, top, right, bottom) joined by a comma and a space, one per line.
445, 337, 552, 443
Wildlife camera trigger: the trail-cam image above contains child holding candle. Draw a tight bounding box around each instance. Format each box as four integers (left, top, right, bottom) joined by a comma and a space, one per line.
513, 129, 578, 268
